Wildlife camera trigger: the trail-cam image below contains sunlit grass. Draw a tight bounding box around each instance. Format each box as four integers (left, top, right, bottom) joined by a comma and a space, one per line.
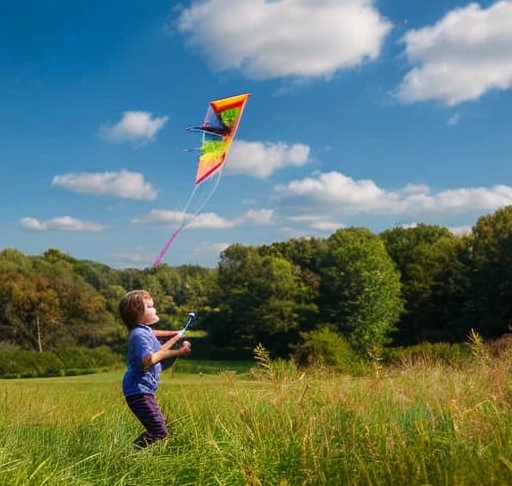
2, 356, 512, 485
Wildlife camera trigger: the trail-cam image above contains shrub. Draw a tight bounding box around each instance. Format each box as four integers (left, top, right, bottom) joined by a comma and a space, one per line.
0, 344, 122, 378
489, 333, 512, 359
291, 325, 366, 375
386, 341, 471, 367
0, 346, 64, 378
56, 346, 122, 370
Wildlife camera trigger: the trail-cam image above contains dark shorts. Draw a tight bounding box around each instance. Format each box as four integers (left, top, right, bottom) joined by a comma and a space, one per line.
125, 393, 169, 448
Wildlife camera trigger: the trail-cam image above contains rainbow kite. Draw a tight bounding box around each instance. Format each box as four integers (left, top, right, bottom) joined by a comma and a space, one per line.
154, 93, 250, 266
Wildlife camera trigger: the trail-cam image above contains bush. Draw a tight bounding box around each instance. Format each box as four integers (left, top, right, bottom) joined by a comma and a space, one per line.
489, 333, 512, 359
55, 346, 122, 370
291, 325, 367, 375
0, 343, 122, 378
0, 345, 64, 378
386, 341, 471, 367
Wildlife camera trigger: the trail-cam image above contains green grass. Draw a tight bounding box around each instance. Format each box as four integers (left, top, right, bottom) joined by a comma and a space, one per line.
2, 355, 512, 485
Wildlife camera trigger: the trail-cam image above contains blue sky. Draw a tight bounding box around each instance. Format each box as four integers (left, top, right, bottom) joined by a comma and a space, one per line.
2, 0, 512, 268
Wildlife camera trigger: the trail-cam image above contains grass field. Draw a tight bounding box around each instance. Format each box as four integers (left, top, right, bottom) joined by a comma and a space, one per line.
2, 353, 512, 485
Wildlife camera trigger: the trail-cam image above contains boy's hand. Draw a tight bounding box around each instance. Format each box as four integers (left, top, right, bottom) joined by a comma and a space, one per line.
180, 340, 192, 356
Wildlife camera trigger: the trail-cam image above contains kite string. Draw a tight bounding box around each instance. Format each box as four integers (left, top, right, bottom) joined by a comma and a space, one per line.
153, 168, 224, 266
191, 167, 223, 216
153, 184, 198, 266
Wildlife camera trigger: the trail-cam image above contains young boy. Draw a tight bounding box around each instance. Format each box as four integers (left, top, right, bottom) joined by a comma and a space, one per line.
119, 289, 191, 449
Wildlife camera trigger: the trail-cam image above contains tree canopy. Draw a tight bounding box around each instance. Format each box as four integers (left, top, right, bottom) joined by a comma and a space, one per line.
2, 207, 512, 360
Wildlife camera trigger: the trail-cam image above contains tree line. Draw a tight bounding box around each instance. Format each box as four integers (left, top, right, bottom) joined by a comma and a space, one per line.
2, 206, 512, 362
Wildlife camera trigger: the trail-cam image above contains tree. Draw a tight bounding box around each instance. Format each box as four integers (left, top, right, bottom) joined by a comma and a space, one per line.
380, 224, 467, 344
260, 238, 324, 330
210, 244, 312, 356
0, 271, 63, 351
466, 205, 512, 338
318, 227, 403, 355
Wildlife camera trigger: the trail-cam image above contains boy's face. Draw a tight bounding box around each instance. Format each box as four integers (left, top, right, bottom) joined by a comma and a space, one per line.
140, 297, 159, 326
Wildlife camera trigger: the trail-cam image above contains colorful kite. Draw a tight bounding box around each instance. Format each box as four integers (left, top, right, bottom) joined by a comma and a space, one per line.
153, 93, 250, 266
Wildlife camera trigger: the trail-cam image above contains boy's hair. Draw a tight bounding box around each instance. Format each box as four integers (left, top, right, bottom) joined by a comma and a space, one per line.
119, 290, 152, 330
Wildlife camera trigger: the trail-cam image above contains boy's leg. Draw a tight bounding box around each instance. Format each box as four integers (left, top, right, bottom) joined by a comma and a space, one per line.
125, 393, 169, 448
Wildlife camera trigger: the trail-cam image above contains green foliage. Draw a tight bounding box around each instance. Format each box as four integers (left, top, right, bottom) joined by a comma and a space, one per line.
380, 224, 455, 310
319, 227, 403, 355
0, 343, 121, 378
292, 325, 366, 374
250, 343, 306, 384
5, 206, 512, 361
56, 346, 122, 370
211, 244, 312, 355
467, 205, 512, 337
0, 344, 64, 378
466, 328, 491, 362
386, 341, 471, 367
380, 224, 469, 344
0, 249, 117, 351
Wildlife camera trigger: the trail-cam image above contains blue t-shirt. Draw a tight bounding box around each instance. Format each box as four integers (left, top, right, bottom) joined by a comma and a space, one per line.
122, 324, 162, 397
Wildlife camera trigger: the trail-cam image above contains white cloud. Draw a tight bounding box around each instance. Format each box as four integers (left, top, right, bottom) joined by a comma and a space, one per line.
227, 141, 310, 178
396, 1, 512, 105
98, 111, 168, 144
52, 170, 158, 200
175, 0, 392, 80
113, 251, 154, 265
237, 208, 273, 225
132, 209, 184, 225
194, 241, 231, 256
287, 214, 343, 232
20, 216, 104, 232
132, 208, 273, 229
274, 171, 512, 214
189, 212, 233, 229
448, 225, 472, 235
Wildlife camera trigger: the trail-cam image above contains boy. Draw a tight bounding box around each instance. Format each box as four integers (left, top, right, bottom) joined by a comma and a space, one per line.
119, 289, 191, 449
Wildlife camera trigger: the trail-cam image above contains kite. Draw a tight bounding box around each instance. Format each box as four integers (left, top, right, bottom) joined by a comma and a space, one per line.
153, 93, 250, 266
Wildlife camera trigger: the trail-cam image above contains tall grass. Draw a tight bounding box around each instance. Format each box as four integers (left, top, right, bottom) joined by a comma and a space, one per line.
1, 351, 512, 485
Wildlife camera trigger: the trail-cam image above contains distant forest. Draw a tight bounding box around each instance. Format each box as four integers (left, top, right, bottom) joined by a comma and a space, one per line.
2, 205, 512, 362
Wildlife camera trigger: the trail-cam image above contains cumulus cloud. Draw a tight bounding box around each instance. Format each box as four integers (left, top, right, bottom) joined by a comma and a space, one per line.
20, 216, 104, 232
226, 141, 310, 178
396, 1, 512, 105
132, 209, 184, 226
194, 241, 231, 256
448, 225, 472, 235
189, 212, 234, 229
286, 214, 344, 232
113, 251, 154, 265
175, 0, 392, 80
132, 208, 273, 229
98, 111, 168, 144
274, 171, 512, 215
238, 208, 273, 224
52, 170, 158, 200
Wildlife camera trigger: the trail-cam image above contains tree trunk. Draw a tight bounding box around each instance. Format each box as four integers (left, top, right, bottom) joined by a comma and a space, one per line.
36, 315, 43, 352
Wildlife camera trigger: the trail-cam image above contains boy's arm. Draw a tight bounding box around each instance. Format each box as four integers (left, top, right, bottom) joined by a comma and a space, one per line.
142, 334, 191, 371
152, 329, 181, 338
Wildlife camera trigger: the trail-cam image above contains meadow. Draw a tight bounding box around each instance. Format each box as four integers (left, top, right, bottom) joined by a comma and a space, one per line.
2, 351, 512, 486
